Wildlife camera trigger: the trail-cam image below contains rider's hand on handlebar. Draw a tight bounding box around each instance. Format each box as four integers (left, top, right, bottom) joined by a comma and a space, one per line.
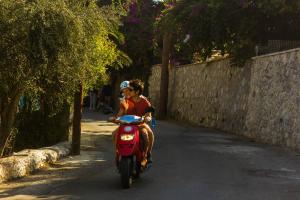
108, 116, 117, 122
144, 116, 152, 123
120, 99, 129, 110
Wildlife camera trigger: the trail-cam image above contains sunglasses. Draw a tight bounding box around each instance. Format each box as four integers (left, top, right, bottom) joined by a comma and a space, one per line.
122, 88, 133, 92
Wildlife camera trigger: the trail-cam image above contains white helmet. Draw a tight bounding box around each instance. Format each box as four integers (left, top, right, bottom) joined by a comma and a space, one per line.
120, 80, 130, 91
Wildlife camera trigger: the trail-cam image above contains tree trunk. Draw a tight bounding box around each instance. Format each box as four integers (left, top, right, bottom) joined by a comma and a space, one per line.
158, 32, 172, 119
0, 91, 22, 156
71, 84, 83, 155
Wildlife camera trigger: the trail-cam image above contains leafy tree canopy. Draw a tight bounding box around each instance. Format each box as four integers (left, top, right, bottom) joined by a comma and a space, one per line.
156, 0, 300, 64
0, 0, 130, 114
109, 0, 164, 79
0, 0, 130, 153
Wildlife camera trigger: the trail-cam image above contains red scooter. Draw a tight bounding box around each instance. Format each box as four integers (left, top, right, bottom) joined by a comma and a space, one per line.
114, 115, 148, 189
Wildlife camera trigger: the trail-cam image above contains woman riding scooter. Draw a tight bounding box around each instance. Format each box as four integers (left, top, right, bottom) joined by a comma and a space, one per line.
111, 79, 154, 164
126, 79, 154, 164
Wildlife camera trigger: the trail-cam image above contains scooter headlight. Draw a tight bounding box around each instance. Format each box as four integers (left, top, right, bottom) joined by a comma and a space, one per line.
120, 134, 134, 141
124, 126, 133, 132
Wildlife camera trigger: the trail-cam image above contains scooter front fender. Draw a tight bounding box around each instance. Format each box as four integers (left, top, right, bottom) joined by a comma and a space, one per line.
117, 125, 140, 157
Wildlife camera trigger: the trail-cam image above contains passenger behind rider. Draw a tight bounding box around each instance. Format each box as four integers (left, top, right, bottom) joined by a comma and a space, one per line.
127, 79, 154, 164
110, 79, 154, 164
110, 80, 132, 145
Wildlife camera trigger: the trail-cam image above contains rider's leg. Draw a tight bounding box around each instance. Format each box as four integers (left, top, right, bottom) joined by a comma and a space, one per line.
139, 128, 149, 166
112, 127, 119, 148
143, 124, 154, 154
140, 124, 154, 152
140, 128, 149, 153
112, 127, 119, 166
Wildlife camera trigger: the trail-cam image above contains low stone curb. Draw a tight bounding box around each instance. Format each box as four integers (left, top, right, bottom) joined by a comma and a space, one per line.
0, 141, 71, 183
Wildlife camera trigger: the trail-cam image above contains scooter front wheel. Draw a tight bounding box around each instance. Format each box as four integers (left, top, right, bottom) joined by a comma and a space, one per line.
120, 157, 133, 189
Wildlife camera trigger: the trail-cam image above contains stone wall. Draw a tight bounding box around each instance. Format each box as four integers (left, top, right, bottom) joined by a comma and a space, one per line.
167, 60, 251, 134
148, 48, 300, 150
0, 142, 70, 183
148, 64, 161, 110
245, 49, 300, 150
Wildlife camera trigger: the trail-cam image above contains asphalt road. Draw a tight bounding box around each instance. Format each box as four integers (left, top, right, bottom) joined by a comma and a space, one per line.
1, 110, 300, 200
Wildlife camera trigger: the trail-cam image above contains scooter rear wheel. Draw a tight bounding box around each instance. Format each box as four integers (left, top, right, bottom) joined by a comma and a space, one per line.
120, 157, 132, 189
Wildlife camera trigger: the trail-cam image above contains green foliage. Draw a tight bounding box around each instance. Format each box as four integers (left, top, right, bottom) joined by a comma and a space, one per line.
15, 104, 71, 151
0, 0, 130, 150
0, 0, 30, 95
156, 0, 300, 64
65, 0, 131, 93
110, 0, 163, 82
0, 0, 129, 109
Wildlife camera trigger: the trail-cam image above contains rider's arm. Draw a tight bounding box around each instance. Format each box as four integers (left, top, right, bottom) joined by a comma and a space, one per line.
109, 102, 127, 122
141, 96, 152, 122
116, 107, 126, 118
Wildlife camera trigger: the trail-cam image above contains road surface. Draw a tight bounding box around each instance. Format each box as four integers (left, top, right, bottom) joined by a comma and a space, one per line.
1, 110, 300, 200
